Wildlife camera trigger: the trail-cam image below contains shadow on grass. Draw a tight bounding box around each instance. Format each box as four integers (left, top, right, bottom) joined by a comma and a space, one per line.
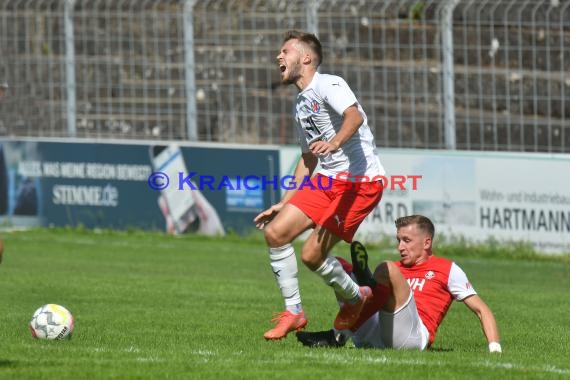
0, 359, 17, 367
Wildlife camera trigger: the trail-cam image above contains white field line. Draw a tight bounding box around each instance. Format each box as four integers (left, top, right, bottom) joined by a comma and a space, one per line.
47, 346, 570, 375
296, 351, 570, 375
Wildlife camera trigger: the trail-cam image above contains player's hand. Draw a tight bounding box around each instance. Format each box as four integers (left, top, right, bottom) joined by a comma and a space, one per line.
488, 342, 502, 353
309, 140, 339, 155
254, 203, 284, 229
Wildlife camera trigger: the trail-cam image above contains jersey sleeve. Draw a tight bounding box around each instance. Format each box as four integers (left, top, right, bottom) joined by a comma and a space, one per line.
320, 76, 358, 116
447, 262, 478, 301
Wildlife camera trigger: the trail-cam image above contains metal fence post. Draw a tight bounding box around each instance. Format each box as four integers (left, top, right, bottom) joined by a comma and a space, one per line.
183, 0, 198, 141
64, 0, 77, 137
306, 0, 320, 36
440, 0, 459, 150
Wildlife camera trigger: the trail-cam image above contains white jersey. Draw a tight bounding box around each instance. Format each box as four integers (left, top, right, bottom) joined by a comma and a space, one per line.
294, 72, 385, 181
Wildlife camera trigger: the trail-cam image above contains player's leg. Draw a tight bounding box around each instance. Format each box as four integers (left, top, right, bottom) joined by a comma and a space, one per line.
264, 175, 341, 338
373, 261, 410, 312
349, 241, 410, 313
262, 203, 315, 340
0, 238, 4, 264
307, 180, 382, 330
350, 246, 427, 350
347, 244, 393, 332
302, 226, 368, 303
295, 254, 354, 348
377, 293, 429, 350
296, 255, 387, 348
302, 225, 372, 330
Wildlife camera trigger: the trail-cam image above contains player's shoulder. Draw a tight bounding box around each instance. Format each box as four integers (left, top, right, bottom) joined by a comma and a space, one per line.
315, 73, 348, 89
317, 72, 344, 82
428, 255, 454, 270
430, 255, 469, 274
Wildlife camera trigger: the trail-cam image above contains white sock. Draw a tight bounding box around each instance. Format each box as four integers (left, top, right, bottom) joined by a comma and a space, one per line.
315, 256, 360, 302
269, 244, 302, 313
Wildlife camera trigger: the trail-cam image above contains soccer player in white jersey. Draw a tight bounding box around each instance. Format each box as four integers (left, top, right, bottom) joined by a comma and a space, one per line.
297, 215, 502, 353
254, 30, 386, 340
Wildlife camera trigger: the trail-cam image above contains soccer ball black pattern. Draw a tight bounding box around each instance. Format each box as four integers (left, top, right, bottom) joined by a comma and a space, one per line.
29, 304, 74, 340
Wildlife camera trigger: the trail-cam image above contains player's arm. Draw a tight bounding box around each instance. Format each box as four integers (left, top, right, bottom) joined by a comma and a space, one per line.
309, 104, 363, 155
254, 153, 317, 229
463, 294, 502, 353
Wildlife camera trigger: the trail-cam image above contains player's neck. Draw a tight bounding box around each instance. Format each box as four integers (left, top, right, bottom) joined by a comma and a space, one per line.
414, 253, 432, 266
295, 70, 317, 92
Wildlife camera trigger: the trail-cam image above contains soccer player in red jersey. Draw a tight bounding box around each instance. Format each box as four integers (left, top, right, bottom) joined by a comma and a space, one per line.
254, 30, 386, 340
297, 215, 502, 353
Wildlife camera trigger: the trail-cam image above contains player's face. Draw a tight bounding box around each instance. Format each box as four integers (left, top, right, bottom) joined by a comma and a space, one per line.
396, 224, 431, 267
276, 38, 303, 85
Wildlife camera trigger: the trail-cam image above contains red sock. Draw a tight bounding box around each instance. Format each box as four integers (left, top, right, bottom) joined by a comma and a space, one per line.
351, 283, 391, 332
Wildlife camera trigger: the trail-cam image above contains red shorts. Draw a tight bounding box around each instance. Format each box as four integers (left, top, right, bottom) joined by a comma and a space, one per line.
288, 174, 383, 242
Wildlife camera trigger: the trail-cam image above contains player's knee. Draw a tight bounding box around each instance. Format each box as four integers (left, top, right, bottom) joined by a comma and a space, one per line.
263, 223, 289, 247
372, 261, 393, 285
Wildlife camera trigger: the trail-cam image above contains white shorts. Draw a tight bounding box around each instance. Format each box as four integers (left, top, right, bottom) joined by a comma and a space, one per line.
351, 292, 429, 350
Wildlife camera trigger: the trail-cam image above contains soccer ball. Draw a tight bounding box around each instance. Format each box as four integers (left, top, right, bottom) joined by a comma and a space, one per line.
29, 304, 75, 340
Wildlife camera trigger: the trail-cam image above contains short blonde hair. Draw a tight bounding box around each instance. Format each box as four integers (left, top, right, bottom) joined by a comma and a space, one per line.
395, 215, 435, 239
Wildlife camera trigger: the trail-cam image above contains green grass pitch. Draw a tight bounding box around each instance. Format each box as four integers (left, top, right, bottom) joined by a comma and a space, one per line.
0, 229, 569, 379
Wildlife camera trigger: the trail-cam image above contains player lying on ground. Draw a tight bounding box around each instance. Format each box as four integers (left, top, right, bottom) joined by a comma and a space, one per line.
296, 215, 502, 353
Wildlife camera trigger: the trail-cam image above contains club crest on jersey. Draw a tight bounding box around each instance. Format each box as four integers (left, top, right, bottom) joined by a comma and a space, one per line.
310, 100, 320, 113
425, 270, 435, 280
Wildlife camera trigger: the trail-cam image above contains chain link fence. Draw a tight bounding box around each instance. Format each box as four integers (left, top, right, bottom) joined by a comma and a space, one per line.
0, 0, 568, 152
